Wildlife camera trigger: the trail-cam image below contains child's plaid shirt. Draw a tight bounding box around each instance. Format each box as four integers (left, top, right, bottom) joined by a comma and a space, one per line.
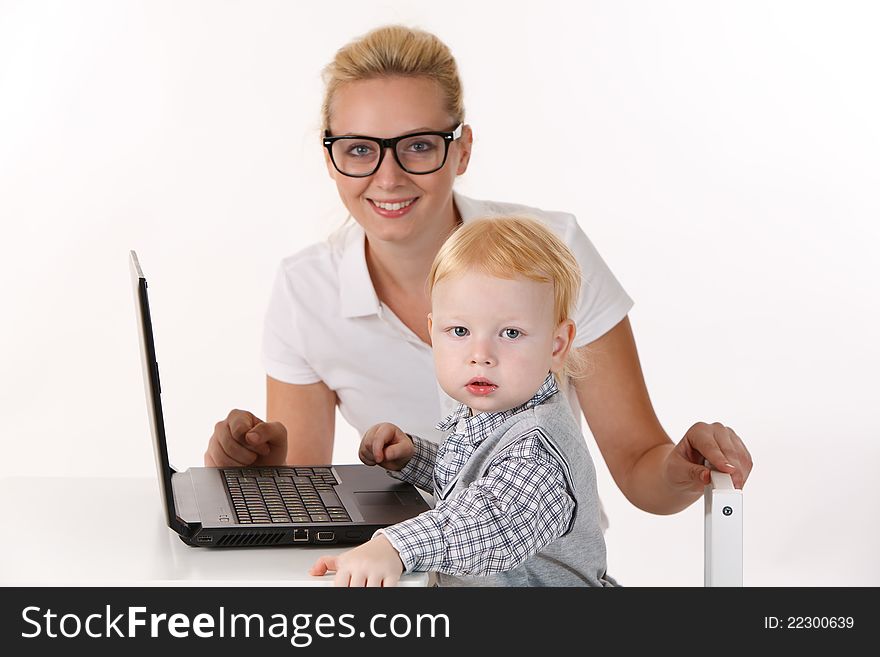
379, 374, 576, 576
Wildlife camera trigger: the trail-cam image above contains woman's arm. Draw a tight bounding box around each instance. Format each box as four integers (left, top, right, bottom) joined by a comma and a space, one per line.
574, 316, 752, 514
267, 375, 337, 465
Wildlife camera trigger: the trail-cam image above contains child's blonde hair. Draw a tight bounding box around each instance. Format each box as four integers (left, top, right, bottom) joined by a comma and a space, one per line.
321, 25, 465, 133
427, 216, 587, 381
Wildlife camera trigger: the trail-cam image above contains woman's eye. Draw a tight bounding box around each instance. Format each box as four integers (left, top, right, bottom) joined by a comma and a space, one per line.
347, 143, 376, 157
502, 329, 520, 339
451, 327, 468, 337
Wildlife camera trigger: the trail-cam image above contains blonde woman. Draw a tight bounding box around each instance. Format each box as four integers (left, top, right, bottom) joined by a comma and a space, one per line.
204, 25, 752, 523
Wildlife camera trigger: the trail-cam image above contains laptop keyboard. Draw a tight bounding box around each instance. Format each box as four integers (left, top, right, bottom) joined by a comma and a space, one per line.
222, 467, 352, 524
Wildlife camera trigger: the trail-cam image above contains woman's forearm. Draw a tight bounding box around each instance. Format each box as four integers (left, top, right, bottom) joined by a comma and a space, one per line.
621, 442, 702, 515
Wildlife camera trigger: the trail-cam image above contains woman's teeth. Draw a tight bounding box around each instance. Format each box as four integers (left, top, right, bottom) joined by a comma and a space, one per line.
373, 199, 415, 211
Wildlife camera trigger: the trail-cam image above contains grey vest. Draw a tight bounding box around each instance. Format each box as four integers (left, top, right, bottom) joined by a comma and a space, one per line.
437, 392, 615, 587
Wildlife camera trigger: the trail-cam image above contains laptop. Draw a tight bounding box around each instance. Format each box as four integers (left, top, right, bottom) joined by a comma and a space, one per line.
130, 250, 431, 548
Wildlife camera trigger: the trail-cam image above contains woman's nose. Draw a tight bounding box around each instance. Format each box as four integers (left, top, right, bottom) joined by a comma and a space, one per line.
372, 148, 408, 188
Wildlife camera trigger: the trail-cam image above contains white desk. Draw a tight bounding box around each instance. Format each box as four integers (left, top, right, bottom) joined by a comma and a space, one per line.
0, 476, 428, 587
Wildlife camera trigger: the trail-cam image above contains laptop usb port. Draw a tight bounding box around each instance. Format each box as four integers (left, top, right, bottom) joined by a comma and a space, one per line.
293, 529, 309, 542
196, 535, 214, 544
316, 531, 335, 543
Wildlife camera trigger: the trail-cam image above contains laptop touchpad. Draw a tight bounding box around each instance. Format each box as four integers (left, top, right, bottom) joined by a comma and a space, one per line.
355, 490, 425, 523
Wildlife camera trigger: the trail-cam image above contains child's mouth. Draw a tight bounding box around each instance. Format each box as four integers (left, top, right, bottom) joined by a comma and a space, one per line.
466, 378, 498, 396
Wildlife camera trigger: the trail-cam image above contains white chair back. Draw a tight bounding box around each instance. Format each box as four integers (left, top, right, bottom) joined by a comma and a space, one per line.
704, 471, 743, 586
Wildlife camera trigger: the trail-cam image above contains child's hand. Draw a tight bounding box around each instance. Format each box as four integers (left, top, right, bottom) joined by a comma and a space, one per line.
309, 534, 404, 587
359, 423, 414, 471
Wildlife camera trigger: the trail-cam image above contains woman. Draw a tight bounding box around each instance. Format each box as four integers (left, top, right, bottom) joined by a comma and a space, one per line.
204, 25, 751, 516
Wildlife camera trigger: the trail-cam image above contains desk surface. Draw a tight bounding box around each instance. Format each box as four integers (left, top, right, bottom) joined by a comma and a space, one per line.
0, 476, 428, 587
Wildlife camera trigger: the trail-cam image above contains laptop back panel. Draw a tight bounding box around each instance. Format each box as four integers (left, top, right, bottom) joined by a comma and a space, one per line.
130, 250, 431, 548
130, 251, 194, 540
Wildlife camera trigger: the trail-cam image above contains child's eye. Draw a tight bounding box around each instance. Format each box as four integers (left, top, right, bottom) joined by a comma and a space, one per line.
502, 328, 521, 339
451, 326, 469, 337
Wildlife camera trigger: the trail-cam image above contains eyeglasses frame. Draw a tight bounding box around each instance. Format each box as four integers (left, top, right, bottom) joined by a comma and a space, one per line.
322, 123, 464, 178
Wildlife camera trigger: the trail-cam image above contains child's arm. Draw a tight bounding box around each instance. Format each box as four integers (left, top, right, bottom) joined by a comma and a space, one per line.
358, 423, 438, 492
380, 432, 574, 577
393, 435, 437, 492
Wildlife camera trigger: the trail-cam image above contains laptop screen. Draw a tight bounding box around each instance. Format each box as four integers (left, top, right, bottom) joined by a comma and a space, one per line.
130, 250, 192, 538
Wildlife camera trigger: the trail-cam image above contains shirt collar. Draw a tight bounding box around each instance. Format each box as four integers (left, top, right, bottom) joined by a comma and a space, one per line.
451, 190, 484, 224
435, 373, 560, 445
338, 223, 381, 318
337, 191, 484, 319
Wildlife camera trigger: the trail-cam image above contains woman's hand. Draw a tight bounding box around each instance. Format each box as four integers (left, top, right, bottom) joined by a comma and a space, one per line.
204, 409, 288, 467
664, 422, 752, 491
358, 423, 414, 471
310, 534, 404, 587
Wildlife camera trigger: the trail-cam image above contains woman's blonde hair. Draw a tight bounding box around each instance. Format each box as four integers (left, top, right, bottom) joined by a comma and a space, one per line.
321, 25, 464, 133
427, 216, 587, 381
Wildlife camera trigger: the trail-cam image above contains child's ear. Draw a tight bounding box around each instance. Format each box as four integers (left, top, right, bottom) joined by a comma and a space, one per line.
550, 319, 576, 372
427, 313, 433, 335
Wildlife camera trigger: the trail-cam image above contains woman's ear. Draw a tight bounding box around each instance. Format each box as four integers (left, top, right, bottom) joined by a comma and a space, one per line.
550, 319, 576, 373
455, 124, 474, 175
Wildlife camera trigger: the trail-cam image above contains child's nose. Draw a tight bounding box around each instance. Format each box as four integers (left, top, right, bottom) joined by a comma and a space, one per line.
469, 342, 496, 366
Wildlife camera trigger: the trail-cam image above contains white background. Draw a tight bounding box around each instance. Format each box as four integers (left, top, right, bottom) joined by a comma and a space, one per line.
1, 0, 878, 586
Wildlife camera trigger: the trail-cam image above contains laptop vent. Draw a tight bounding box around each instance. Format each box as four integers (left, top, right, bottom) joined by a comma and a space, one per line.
216, 531, 287, 547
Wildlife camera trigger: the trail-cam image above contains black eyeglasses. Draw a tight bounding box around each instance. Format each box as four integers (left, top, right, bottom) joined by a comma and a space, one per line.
323, 124, 463, 177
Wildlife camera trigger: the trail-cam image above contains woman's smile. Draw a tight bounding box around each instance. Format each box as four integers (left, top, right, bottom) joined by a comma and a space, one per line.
367, 196, 419, 217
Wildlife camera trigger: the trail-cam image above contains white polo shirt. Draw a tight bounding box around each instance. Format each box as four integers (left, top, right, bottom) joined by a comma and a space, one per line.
262, 192, 634, 446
